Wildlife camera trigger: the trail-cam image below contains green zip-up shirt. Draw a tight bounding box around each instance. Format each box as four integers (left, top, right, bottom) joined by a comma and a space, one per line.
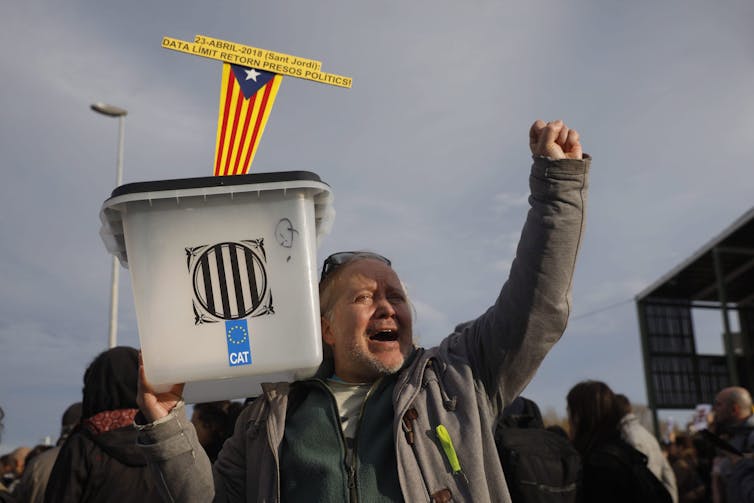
280, 377, 402, 502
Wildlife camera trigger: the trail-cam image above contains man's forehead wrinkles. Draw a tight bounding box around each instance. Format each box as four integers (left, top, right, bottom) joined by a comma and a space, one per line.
345, 274, 378, 290
341, 263, 400, 284
344, 273, 401, 291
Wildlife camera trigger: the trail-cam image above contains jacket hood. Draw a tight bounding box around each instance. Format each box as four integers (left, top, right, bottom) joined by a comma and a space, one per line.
82, 346, 139, 418
87, 425, 147, 467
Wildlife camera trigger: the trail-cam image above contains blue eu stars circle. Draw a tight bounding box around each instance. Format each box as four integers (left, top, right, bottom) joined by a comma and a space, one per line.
227, 324, 248, 345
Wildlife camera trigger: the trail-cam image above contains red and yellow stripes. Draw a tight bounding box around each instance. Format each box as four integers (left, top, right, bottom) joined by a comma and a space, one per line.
213, 63, 282, 176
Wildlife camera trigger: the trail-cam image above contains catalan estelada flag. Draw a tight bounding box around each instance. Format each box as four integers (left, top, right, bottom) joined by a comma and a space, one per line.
214, 63, 282, 176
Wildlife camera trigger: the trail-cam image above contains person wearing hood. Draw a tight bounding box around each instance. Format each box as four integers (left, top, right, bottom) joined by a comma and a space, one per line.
44, 346, 161, 503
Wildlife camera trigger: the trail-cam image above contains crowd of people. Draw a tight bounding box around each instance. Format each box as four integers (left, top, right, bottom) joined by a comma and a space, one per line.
3, 375, 753, 502
494, 384, 754, 503
0, 119, 752, 502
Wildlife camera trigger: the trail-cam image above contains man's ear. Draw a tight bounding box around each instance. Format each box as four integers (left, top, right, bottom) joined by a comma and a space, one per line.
321, 316, 335, 346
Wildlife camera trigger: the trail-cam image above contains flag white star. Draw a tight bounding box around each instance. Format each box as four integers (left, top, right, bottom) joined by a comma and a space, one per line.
244, 68, 261, 81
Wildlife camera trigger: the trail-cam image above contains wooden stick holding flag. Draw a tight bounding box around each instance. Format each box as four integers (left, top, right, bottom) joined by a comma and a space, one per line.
161, 34, 352, 175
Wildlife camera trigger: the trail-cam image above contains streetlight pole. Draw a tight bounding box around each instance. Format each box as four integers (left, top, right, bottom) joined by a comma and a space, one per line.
91, 102, 128, 349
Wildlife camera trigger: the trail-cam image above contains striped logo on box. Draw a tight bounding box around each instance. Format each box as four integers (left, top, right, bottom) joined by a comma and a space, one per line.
187, 239, 274, 324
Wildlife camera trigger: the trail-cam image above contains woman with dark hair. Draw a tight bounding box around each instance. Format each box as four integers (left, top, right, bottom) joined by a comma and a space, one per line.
567, 380, 672, 503
567, 381, 623, 456
44, 346, 161, 502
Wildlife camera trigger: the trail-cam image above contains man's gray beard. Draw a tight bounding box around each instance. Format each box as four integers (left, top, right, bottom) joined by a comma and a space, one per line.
347, 346, 407, 380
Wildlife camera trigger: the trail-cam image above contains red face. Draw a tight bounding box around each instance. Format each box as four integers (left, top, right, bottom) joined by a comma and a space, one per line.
321, 259, 413, 383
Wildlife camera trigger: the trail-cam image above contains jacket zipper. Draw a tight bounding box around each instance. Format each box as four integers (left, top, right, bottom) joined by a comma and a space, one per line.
317, 378, 381, 503
308, 379, 354, 502
348, 379, 383, 502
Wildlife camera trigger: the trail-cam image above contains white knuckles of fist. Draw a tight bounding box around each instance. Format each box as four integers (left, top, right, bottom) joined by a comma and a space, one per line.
529, 119, 583, 160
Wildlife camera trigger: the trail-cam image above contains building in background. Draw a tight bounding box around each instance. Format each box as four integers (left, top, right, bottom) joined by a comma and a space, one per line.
636, 207, 754, 434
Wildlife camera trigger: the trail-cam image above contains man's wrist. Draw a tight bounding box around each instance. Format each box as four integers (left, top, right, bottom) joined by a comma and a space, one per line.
135, 401, 185, 429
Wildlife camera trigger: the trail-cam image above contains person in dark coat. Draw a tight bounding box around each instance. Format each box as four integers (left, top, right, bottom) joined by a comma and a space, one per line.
13, 402, 81, 503
44, 346, 161, 503
567, 380, 671, 503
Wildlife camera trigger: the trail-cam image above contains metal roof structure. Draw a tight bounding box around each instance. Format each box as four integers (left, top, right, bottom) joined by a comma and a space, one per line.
636, 207, 754, 305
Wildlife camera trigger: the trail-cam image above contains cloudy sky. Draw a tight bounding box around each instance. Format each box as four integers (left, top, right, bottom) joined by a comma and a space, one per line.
1, 0, 753, 450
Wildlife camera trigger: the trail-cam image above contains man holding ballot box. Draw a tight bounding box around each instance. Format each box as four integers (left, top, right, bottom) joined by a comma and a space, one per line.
136, 119, 590, 502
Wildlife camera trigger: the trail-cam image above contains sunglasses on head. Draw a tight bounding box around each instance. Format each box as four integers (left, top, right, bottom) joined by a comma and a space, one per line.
320, 251, 391, 282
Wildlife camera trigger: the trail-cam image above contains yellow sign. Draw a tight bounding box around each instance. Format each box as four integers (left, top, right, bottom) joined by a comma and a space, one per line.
162, 36, 352, 88
194, 35, 323, 72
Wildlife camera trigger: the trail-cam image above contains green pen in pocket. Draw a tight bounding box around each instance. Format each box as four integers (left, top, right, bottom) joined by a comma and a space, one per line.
435, 424, 462, 474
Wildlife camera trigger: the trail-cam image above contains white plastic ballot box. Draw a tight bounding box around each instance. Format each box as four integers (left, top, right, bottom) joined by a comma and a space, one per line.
99, 171, 334, 402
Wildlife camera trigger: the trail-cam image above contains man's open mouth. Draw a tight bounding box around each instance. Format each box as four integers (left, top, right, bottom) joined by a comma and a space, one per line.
369, 330, 399, 342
